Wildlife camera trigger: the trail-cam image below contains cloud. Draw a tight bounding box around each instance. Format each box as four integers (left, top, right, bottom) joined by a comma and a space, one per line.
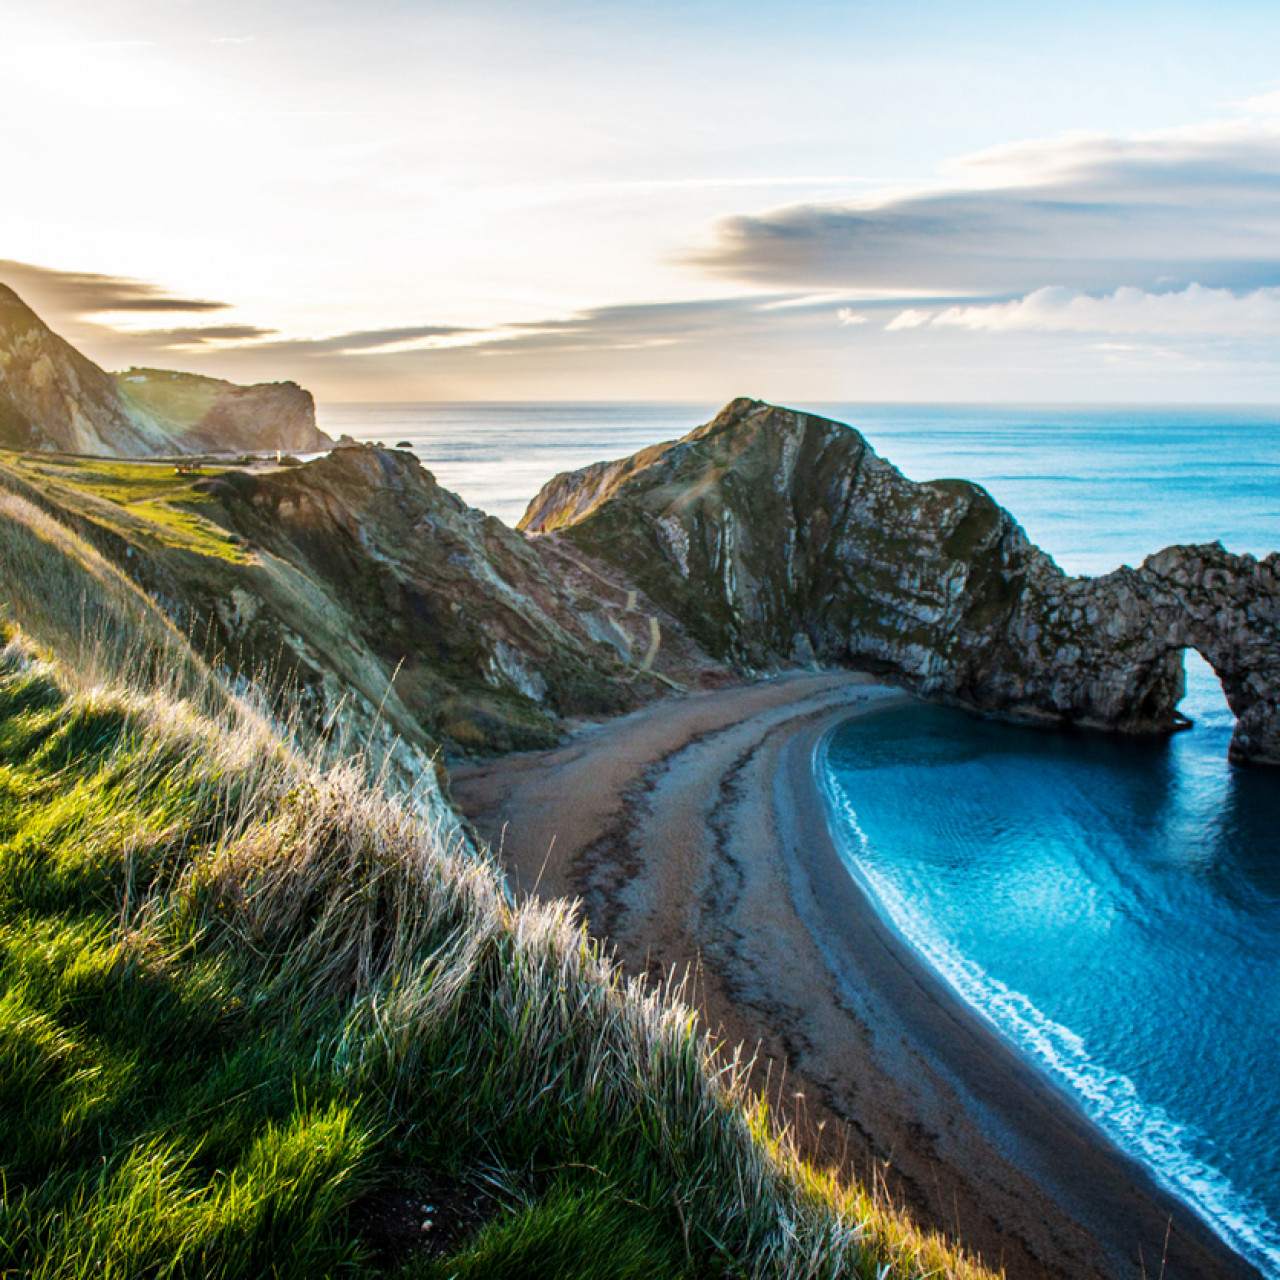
0, 259, 230, 317
930, 284, 1280, 334
1238, 90, 1280, 116
885, 308, 931, 330
244, 323, 480, 356
693, 123, 1280, 296
132, 324, 278, 347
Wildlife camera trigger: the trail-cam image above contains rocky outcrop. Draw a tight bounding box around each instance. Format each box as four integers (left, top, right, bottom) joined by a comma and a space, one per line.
0, 285, 165, 455
0, 284, 330, 456
116, 368, 328, 454
191, 445, 721, 749
522, 399, 1280, 766
0, 444, 724, 757
1004, 545, 1280, 765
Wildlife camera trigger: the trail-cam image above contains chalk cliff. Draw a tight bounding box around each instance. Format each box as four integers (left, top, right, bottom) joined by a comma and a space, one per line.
523, 399, 1280, 766
0, 285, 161, 454
116, 367, 327, 455
0, 284, 330, 456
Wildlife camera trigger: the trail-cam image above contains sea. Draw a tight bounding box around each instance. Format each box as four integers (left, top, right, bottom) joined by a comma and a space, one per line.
319, 401, 1280, 1276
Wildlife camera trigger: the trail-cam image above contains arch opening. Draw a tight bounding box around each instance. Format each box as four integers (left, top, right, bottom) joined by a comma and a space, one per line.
1177, 648, 1235, 730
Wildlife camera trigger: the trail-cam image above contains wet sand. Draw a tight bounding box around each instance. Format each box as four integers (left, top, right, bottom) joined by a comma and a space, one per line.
450, 671, 1258, 1280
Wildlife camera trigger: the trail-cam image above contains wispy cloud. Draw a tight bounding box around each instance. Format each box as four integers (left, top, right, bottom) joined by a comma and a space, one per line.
243, 323, 481, 356
929, 284, 1280, 334
692, 123, 1280, 296
132, 324, 278, 347
885, 309, 932, 331
0, 259, 230, 317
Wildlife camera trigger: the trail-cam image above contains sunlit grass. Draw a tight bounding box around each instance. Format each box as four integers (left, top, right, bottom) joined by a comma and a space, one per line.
1, 455, 249, 563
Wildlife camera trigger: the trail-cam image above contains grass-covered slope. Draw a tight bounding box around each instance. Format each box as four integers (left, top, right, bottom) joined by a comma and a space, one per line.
0, 497, 996, 1279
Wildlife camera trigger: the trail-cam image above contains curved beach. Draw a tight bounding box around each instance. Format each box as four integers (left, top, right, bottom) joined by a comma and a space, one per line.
449, 673, 1259, 1280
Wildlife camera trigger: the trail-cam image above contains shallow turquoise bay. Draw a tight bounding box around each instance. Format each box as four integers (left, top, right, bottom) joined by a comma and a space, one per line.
821, 688, 1280, 1275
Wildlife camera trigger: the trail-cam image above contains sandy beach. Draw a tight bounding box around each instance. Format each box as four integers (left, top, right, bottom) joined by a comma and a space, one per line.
449, 672, 1259, 1280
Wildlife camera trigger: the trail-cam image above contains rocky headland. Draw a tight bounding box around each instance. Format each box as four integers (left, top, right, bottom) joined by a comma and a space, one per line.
0, 441, 728, 801
4, 394, 1276, 781
523, 397, 1280, 766
0, 284, 330, 455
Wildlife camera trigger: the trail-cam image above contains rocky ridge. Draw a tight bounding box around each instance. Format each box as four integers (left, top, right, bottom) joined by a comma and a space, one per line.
4, 384, 1276, 769
0, 444, 725, 775
0, 284, 330, 456
523, 398, 1280, 766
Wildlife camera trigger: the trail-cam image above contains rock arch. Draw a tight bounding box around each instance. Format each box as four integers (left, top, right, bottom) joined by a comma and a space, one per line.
957, 542, 1280, 765
523, 399, 1280, 767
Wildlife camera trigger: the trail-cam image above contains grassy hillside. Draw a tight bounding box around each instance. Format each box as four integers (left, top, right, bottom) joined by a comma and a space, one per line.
0, 497, 997, 1278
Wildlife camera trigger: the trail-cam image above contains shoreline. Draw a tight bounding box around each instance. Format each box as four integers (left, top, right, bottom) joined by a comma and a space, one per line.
449, 673, 1259, 1280
804, 712, 1273, 1280
778, 704, 1260, 1280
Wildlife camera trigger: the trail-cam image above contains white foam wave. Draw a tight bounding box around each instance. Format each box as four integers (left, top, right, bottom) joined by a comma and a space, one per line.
817, 752, 1280, 1279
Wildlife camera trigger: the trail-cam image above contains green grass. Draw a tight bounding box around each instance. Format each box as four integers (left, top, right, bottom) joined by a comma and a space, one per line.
116, 369, 222, 432
407, 1181, 683, 1279
1, 456, 249, 564
0, 499, 999, 1280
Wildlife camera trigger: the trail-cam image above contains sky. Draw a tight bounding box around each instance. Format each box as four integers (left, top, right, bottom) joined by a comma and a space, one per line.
5, 0, 1280, 403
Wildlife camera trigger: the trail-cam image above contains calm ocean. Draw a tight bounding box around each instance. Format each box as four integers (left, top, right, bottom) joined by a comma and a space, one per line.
320, 401, 1280, 1276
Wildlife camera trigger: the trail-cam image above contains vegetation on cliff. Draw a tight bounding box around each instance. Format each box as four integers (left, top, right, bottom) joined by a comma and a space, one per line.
0, 469, 994, 1277
0, 285, 329, 457
0, 444, 724, 770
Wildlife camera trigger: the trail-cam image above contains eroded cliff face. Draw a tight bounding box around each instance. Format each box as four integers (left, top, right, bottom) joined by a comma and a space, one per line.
523, 399, 1280, 766
0, 445, 725, 759
0, 285, 330, 456
116, 368, 328, 454
193, 446, 723, 748
0, 285, 166, 455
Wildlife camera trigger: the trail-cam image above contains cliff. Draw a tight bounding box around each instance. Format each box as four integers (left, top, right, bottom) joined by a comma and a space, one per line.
5, 377, 1276, 767
116, 367, 327, 454
0, 444, 724, 765
0, 284, 165, 454
0, 284, 330, 456
522, 398, 1280, 767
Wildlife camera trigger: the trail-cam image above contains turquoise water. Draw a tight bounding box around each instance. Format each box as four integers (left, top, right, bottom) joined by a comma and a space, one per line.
319, 400, 1280, 1272
821, 700, 1280, 1276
